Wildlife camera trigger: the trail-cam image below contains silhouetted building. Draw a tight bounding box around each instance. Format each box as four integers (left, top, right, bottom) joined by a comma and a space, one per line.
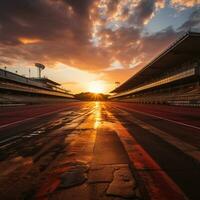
0, 67, 74, 104
110, 32, 200, 107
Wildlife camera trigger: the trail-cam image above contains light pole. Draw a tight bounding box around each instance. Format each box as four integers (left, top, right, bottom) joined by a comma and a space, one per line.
29, 68, 31, 78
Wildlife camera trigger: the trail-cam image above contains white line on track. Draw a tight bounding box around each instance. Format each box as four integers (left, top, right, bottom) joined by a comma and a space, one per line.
114, 107, 200, 163
0, 107, 73, 129
118, 106, 200, 130
106, 109, 189, 200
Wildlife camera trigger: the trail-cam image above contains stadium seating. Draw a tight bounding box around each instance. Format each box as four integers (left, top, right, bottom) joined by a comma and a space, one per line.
120, 85, 200, 107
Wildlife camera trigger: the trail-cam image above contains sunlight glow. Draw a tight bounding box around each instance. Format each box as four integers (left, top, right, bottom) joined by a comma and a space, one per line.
88, 80, 105, 94
18, 37, 42, 44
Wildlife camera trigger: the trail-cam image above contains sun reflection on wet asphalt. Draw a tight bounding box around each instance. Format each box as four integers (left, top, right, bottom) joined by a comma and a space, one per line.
0, 102, 145, 199
94, 101, 102, 129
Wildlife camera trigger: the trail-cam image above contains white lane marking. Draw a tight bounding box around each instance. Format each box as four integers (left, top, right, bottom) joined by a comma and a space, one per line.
0, 105, 94, 146
0, 135, 20, 145
116, 108, 200, 163
118, 105, 200, 130
106, 109, 189, 200
0, 107, 76, 129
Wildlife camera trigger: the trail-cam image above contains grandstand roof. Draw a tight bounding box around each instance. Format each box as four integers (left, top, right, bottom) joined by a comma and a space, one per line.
31, 78, 60, 86
111, 31, 200, 93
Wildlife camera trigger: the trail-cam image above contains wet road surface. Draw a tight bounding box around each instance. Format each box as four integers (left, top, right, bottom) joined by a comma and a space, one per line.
0, 102, 200, 200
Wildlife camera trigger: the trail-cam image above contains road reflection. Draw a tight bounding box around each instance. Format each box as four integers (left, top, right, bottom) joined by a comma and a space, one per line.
94, 102, 101, 129
0, 156, 33, 176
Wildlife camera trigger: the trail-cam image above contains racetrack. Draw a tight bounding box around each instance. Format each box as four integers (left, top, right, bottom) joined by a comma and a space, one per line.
0, 102, 199, 200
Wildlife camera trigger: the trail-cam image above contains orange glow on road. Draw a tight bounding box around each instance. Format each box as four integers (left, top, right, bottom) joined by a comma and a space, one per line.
94, 102, 101, 129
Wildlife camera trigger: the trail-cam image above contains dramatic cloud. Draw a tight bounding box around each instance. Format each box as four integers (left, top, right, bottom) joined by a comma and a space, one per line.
0, 0, 199, 88
171, 0, 200, 10
178, 9, 200, 31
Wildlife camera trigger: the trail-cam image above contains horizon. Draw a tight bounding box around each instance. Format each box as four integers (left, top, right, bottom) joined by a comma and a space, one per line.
0, 0, 200, 94
0, 1, 200, 199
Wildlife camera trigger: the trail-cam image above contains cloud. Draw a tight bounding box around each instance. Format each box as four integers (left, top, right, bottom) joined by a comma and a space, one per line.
171, 0, 200, 10
129, 57, 143, 69
0, 0, 199, 88
0, 0, 73, 45
178, 9, 200, 31
105, 60, 124, 71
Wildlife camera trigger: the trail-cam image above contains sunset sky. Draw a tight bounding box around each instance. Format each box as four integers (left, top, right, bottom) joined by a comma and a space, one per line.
0, 0, 200, 94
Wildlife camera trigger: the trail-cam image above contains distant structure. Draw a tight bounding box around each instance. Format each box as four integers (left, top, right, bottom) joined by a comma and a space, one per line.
110, 32, 200, 107
0, 63, 74, 104
35, 63, 45, 78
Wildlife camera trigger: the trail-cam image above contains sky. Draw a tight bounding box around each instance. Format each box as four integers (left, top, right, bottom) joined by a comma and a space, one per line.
0, 0, 200, 94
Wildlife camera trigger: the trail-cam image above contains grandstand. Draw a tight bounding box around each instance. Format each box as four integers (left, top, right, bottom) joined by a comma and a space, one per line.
110, 32, 200, 107
0, 67, 74, 104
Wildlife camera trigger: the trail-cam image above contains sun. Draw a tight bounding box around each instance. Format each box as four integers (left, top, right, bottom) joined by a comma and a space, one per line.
88, 80, 105, 94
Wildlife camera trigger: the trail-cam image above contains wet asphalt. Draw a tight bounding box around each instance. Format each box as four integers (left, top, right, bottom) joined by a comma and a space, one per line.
0, 102, 200, 200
